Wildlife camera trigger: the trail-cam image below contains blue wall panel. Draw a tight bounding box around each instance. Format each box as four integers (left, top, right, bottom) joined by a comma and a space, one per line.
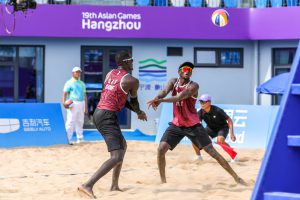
156, 103, 278, 148
0, 103, 68, 148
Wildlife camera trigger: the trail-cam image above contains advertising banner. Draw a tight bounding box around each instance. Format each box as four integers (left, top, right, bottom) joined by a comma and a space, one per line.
0, 103, 68, 148
1, 5, 300, 39
155, 103, 279, 148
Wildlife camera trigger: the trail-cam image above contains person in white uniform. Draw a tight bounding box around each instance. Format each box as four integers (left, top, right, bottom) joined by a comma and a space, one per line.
62, 66, 88, 144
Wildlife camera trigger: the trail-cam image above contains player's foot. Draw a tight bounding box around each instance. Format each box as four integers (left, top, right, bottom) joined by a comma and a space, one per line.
76, 138, 84, 144
195, 155, 203, 161
78, 184, 96, 199
110, 185, 123, 191
161, 178, 167, 184
235, 177, 247, 186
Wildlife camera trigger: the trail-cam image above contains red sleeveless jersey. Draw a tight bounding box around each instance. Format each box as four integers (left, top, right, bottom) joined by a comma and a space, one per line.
97, 68, 129, 112
172, 78, 200, 127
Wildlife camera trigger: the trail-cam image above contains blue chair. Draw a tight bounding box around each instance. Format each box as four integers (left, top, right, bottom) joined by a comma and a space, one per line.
189, 0, 203, 6
171, 0, 185, 6
255, 0, 268, 8
224, 0, 238, 7
136, 0, 150, 6
270, 0, 282, 7
207, 0, 219, 7
154, 0, 167, 6
286, 0, 297, 6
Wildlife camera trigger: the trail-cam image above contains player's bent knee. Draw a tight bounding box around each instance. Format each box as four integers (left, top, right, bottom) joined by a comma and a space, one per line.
111, 156, 123, 165
111, 153, 124, 164
157, 142, 169, 155
203, 144, 215, 154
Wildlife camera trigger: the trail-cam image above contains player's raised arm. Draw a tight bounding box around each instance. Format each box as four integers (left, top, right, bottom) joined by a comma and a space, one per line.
158, 82, 198, 103
147, 78, 177, 110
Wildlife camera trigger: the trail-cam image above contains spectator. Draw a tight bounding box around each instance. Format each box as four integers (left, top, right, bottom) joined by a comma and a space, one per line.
62, 66, 88, 144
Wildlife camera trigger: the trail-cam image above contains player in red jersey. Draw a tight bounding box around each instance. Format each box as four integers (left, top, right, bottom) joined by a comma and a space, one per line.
78, 51, 147, 198
148, 62, 246, 185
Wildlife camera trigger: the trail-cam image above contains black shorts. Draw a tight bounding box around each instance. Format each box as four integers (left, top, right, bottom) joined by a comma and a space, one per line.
93, 108, 126, 152
161, 122, 211, 150
206, 127, 229, 139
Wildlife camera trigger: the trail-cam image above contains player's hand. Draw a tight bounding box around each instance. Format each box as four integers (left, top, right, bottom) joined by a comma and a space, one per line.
147, 99, 160, 110
230, 134, 236, 142
63, 103, 69, 109
137, 110, 147, 121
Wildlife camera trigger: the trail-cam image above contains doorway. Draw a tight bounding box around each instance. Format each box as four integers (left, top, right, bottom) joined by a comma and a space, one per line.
81, 46, 132, 129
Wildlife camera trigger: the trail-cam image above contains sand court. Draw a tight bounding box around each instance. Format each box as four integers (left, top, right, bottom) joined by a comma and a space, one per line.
0, 141, 264, 200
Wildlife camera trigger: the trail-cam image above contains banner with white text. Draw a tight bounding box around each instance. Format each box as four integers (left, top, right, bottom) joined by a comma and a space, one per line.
155, 104, 279, 148
0, 103, 68, 148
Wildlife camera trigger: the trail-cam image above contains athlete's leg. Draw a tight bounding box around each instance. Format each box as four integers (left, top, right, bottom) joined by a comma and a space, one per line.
111, 138, 127, 191
192, 129, 214, 158
203, 144, 246, 185
158, 123, 183, 183
192, 127, 214, 157
192, 143, 201, 155
81, 149, 125, 196
190, 125, 245, 184
157, 141, 170, 183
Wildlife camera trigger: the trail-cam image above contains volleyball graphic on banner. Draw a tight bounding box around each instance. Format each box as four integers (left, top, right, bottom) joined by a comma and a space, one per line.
211, 9, 229, 27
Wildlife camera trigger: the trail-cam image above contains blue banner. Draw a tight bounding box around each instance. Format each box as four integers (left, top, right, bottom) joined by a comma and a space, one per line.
155, 103, 279, 148
0, 103, 68, 148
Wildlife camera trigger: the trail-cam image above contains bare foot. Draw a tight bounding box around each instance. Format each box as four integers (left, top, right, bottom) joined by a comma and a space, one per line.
78, 184, 96, 199
110, 185, 123, 191
161, 179, 167, 184
236, 177, 247, 186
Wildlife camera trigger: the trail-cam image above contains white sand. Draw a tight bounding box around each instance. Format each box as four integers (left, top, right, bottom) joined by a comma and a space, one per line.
0, 141, 264, 200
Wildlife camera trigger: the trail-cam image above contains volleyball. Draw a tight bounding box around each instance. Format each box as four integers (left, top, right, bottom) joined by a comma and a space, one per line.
211, 9, 229, 27
64, 99, 74, 108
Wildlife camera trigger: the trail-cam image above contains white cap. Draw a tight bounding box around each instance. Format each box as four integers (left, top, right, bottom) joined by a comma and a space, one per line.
72, 66, 82, 72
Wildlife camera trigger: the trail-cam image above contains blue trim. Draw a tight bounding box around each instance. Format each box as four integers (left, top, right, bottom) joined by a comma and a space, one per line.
73, 129, 155, 142
85, 83, 103, 90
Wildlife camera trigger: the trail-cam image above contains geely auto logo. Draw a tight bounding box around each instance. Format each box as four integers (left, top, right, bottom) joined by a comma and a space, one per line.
0, 119, 20, 134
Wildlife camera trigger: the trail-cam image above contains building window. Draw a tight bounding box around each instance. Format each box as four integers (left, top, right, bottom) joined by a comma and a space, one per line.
167, 47, 183, 56
0, 45, 44, 103
195, 49, 217, 65
274, 48, 295, 66
194, 48, 243, 68
272, 48, 296, 105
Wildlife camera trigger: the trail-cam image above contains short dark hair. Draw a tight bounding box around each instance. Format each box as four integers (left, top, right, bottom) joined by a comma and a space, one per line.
178, 62, 195, 71
115, 51, 131, 65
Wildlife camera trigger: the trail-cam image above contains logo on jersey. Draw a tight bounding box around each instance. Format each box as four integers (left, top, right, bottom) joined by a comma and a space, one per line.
105, 78, 117, 90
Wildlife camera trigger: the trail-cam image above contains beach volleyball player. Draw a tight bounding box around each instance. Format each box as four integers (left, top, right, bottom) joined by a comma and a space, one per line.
147, 62, 246, 185
78, 51, 147, 198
